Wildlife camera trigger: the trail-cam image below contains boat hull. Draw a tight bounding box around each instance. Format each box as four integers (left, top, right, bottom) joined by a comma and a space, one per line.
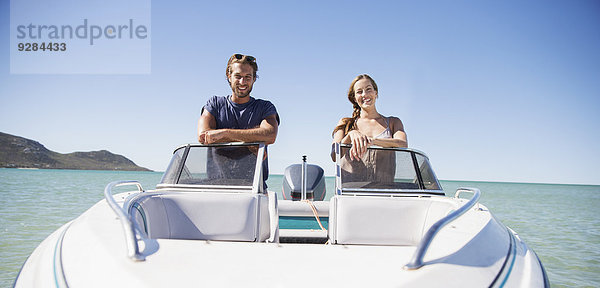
15, 192, 548, 287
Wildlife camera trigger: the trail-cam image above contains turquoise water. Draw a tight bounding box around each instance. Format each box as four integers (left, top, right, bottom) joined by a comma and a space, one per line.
1, 169, 599, 287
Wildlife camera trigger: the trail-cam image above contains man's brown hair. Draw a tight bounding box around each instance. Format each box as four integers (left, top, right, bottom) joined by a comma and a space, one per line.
226, 54, 258, 84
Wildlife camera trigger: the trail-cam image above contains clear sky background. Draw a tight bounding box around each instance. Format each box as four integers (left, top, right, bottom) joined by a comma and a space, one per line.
1, 0, 599, 185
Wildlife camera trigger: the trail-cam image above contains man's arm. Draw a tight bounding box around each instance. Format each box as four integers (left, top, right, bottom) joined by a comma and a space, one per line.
199, 114, 278, 145
198, 109, 217, 143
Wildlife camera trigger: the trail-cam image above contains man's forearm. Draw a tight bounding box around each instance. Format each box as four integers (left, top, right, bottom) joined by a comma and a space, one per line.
202, 126, 277, 145
199, 114, 278, 145
216, 127, 277, 144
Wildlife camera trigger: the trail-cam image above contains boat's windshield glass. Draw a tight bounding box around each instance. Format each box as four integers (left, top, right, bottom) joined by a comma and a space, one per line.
160, 148, 185, 184
160, 144, 260, 187
338, 145, 440, 191
415, 153, 441, 190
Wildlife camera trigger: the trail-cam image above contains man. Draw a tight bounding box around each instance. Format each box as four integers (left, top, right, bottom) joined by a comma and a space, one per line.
198, 54, 279, 186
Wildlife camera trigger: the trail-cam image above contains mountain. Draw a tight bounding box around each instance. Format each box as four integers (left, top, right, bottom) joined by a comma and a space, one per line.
0, 132, 151, 171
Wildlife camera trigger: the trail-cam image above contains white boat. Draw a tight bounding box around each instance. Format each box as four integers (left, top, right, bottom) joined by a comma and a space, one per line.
14, 142, 549, 287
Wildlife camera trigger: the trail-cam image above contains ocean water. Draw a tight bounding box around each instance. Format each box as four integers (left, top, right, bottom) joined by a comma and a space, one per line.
1, 169, 598, 287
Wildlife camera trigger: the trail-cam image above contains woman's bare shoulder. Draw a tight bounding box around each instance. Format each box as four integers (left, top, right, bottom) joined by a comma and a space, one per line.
337, 117, 355, 126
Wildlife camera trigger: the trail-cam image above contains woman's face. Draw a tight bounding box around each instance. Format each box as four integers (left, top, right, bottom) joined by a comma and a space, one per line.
353, 78, 378, 109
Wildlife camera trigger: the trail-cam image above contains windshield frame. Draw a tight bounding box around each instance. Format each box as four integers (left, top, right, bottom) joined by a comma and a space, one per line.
157, 142, 266, 193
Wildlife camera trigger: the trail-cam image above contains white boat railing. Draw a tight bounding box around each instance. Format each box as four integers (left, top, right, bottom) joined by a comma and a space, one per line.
404, 187, 481, 270
104, 180, 145, 261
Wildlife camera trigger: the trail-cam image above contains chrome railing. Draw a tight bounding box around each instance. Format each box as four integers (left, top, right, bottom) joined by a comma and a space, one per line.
104, 180, 145, 261
404, 187, 481, 270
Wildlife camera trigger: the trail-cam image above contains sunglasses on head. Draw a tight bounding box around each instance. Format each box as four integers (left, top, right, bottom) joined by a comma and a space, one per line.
233, 54, 256, 62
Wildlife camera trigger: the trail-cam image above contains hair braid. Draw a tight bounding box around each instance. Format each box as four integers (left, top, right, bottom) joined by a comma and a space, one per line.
345, 104, 361, 133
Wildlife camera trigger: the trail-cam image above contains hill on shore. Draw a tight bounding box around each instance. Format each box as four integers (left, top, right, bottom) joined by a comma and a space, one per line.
0, 132, 151, 171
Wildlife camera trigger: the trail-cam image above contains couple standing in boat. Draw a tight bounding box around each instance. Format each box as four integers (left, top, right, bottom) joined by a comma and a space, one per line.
197, 54, 408, 181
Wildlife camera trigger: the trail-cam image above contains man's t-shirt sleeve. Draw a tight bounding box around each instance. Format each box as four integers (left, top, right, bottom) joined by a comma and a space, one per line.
203, 96, 220, 116
262, 100, 280, 125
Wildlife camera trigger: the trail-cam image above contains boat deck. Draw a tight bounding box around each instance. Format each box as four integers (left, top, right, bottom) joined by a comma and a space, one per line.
112, 239, 500, 288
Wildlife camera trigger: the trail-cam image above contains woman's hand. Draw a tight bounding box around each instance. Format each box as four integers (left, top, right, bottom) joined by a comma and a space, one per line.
348, 130, 372, 161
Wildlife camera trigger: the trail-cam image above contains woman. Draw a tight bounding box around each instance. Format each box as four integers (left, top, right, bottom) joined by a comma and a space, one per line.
332, 74, 408, 161
332, 74, 408, 186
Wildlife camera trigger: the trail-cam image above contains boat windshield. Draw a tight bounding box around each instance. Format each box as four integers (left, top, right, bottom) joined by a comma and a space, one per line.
336, 144, 442, 194
159, 143, 264, 191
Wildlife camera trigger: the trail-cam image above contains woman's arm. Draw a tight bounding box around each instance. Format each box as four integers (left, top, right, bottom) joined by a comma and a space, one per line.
331, 118, 372, 161
331, 120, 347, 161
370, 117, 407, 148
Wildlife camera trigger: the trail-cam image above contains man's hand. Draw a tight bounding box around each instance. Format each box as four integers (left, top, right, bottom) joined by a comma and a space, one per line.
199, 129, 228, 144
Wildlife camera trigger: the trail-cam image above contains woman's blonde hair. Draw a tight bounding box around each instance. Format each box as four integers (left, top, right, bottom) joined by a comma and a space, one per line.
332, 74, 378, 136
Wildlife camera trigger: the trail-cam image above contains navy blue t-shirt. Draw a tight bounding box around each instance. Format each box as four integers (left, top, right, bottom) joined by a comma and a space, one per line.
204, 95, 278, 130
203, 95, 279, 188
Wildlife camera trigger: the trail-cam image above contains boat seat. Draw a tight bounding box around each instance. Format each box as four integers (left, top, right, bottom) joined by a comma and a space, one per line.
328, 195, 455, 246
130, 191, 275, 242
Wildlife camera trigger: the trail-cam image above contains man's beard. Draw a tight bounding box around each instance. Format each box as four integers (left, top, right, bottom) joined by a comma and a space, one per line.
233, 85, 252, 97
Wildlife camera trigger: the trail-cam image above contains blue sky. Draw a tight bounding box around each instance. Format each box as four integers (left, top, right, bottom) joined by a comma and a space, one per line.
1, 0, 599, 185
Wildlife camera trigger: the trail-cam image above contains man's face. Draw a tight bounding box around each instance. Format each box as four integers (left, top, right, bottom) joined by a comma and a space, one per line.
228, 63, 255, 98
